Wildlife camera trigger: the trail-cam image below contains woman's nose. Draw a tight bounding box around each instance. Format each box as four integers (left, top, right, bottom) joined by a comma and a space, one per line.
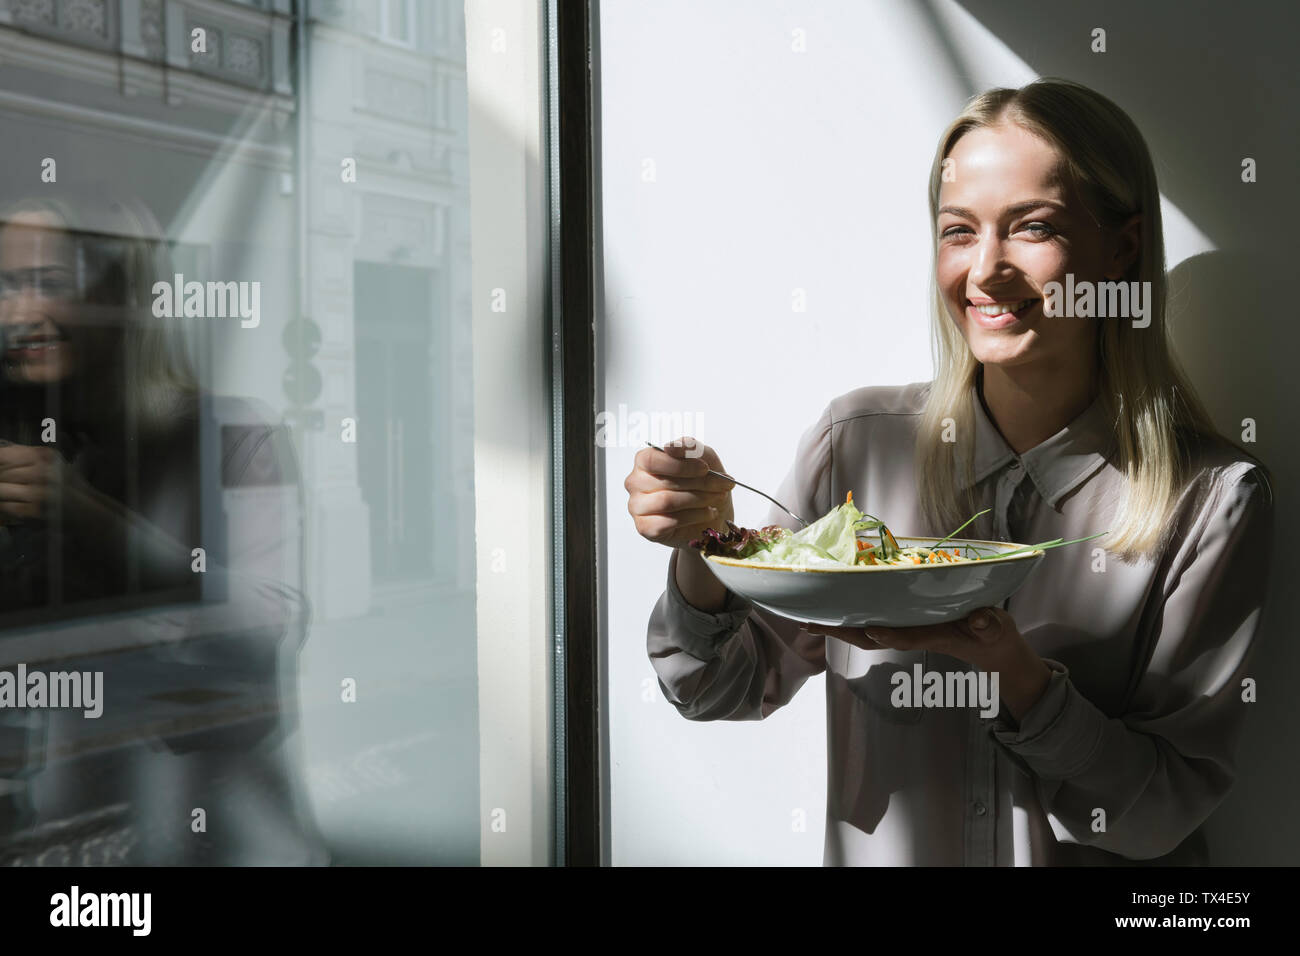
968, 233, 1014, 285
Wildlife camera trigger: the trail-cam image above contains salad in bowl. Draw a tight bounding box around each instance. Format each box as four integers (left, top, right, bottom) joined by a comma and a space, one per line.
691, 492, 1103, 627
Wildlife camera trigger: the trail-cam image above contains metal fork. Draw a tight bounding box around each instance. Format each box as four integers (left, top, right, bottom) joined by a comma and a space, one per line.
645, 442, 809, 528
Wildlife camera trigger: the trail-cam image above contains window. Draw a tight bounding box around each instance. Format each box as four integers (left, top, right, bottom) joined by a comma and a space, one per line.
0, 0, 562, 867
377, 0, 416, 48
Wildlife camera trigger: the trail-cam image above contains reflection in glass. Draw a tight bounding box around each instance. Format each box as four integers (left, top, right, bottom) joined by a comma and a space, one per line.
0, 190, 325, 864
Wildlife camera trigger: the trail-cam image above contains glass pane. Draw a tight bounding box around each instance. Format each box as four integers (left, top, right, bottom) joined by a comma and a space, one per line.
0, 0, 552, 866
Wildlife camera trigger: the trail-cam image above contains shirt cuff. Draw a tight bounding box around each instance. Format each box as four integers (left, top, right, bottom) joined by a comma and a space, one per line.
661, 550, 754, 661
988, 658, 1107, 779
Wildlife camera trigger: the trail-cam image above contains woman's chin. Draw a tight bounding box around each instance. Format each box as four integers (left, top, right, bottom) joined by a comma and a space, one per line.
5, 355, 75, 384
960, 327, 1034, 364
968, 343, 1040, 369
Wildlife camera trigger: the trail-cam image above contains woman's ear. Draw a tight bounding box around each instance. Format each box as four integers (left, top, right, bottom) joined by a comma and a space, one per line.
1105, 213, 1142, 280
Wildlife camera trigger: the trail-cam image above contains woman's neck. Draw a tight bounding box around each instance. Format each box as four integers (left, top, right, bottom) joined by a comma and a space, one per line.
980, 359, 1098, 455
4, 366, 125, 435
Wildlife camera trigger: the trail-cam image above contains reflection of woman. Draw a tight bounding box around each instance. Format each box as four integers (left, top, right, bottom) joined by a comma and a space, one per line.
0, 198, 199, 614
627, 79, 1275, 865
0, 191, 326, 865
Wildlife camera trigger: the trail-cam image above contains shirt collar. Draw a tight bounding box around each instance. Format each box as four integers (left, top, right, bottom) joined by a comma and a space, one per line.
955, 380, 1114, 509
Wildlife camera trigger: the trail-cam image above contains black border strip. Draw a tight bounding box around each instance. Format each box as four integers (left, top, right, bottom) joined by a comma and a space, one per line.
554, 0, 600, 867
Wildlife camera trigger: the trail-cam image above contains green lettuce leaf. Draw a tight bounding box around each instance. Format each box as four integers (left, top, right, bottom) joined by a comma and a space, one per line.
728, 496, 872, 567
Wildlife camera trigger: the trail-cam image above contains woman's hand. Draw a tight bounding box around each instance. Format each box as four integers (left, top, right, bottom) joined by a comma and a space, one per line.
627, 438, 740, 613
0, 442, 95, 523
625, 438, 736, 550
0, 440, 198, 588
802, 607, 1053, 723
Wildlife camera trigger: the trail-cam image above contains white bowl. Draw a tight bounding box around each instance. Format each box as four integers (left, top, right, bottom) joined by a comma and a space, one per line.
703, 536, 1045, 627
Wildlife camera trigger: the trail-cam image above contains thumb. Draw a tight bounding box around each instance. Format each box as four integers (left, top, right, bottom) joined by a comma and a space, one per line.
965, 607, 1009, 641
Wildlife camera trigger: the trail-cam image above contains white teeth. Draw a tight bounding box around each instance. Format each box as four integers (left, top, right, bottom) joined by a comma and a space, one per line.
972, 298, 1035, 316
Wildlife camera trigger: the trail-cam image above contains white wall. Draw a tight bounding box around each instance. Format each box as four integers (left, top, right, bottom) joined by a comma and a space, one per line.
601, 0, 953, 867
599, 0, 1293, 865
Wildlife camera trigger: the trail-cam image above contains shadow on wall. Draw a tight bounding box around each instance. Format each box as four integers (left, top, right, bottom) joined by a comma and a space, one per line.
930, 0, 1299, 865
1167, 249, 1296, 865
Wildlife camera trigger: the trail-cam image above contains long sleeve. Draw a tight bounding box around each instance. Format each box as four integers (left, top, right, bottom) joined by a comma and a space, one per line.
647, 405, 834, 721
989, 461, 1276, 860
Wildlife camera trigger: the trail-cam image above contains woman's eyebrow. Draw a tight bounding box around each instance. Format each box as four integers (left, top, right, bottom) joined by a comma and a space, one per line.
937, 199, 1066, 219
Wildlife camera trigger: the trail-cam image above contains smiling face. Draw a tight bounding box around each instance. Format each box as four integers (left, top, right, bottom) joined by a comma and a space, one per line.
935, 122, 1135, 373
0, 211, 81, 385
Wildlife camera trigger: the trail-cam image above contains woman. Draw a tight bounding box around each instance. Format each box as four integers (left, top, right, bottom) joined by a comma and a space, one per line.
626, 78, 1275, 865
0, 189, 326, 865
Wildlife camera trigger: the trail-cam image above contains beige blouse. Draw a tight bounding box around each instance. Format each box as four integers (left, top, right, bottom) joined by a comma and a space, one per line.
646, 380, 1275, 865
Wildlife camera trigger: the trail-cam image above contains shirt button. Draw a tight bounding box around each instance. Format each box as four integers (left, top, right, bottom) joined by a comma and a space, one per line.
973, 802, 988, 816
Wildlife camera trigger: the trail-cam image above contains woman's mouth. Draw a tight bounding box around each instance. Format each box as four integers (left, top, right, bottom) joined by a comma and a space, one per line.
6, 334, 66, 358
965, 297, 1039, 330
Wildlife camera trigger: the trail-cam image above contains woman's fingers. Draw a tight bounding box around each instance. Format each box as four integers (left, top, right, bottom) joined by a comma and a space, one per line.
623, 466, 731, 495
0, 480, 46, 518
0, 481, 46, 503
0, 445, 55, 472
801, 615, 1000, 654
637, 443, 706, 476
627, 487, 728, 517
0, 460, 49, 481
637, 438, 730, 478
627, 438, 735, 549
632, 509, 718, 544
800, 622, 884, 651
0, 447, 60, 521
0, 463, 47, 484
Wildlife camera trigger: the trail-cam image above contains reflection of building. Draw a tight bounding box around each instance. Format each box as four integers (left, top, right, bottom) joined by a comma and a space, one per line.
0, 0, 475, 619
303, 0, 475, 614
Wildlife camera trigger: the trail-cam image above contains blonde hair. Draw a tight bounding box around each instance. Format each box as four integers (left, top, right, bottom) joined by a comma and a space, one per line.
916, 78, 1220, 561
0, 190, 198, 433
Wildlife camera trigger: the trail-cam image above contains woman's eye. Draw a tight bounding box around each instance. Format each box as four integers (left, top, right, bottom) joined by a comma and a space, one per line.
1021, 221, 1056, 238
940, 225, 972, 240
